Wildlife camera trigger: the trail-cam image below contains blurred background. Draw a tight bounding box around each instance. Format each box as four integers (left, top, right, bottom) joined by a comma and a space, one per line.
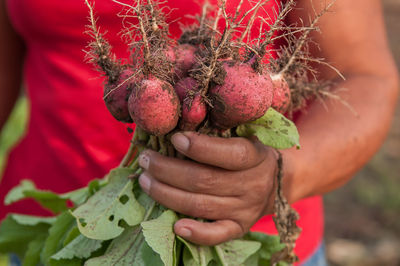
325, 0, 400, 265
0, 0, 399, 265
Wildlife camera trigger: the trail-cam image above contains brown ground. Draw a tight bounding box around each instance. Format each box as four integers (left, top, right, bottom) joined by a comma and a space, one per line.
324, 1, 400, 265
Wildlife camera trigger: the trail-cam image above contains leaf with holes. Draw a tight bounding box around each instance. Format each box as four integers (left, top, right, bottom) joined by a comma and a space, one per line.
72, 168, 145, 240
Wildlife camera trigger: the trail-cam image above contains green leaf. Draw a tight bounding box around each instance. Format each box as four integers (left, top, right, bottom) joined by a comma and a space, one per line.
236, 108, 300, 149
5, 180, 68, 213
72, 168, 145, 240
178, 236, 215, 266
179, 237, 199, 266
173, 236, 182, 266
11, 214, 56, 226
141, 210, 177, 266
51, 234, 102, 260
63, 226, 81, 246
215, 239, 261, 265
0, 215, 50, 257
23, 234, 47, 266
49, 258, 83, 266
4, 178, 104, 212
243, 253, 260, 266
243, 232, 286, 266
4, 180, 85, 213
182, 248, 198, 266
4, 180, 36, 204
141, 240, 164, 266
85, 226, 162, 266
60, 187, 91, 206
41, 212, 76, 265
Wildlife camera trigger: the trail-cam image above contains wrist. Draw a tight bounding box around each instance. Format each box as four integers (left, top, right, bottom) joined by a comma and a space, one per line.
280, 146, 316, 205
260, 147, 280, 216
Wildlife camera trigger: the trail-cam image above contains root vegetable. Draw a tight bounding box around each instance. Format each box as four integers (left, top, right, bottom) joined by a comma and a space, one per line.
180, 94, 207, 131
104, 69, 136, 123
270, 74, 291, 114
174, 44, 197, 79
165, 46, 176, 62
210, 62, 274, 129
174, 77, 199, 101
128, 76, 180, 135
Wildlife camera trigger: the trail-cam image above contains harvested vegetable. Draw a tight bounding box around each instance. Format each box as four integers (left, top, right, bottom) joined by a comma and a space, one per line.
0, 0, 341, 265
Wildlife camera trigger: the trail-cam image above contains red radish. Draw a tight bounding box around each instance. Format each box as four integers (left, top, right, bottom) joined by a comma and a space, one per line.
210, 62, 274, 129
174, 77, 199, 101
128, 76, 180, 135
104, 69, 136, 123
180, 94, 207, 131
174, 44, 197, 79
165, 46, 176, 62
270, 74, 291, 113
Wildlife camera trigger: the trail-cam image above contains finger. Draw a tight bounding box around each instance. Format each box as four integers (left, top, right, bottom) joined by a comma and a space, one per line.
139, 150, 245, 196
171, 132, 266, 170
174, 218, 243, 246
139, 172, 239, 220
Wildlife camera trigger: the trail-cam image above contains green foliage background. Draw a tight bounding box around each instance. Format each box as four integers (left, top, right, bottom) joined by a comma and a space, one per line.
0, 97, 28, 178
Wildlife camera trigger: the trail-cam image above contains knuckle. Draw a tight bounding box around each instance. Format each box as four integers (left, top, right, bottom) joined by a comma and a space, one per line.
147, 151, 163, 171
235, 141, 253, 169
193, 196, 214, 218
194, 170, 217, 192
232, 172, 246, 194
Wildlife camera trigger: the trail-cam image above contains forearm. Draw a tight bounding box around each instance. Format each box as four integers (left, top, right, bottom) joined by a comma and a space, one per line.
0, 0, 25, 130
282, 73, 399, 203
0, 79, 21, 131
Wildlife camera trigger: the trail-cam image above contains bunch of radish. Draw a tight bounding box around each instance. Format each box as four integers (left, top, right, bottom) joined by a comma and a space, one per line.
0, 1, 338, 265
105, 49, 290, 135
92, 0, 303, 142
83, 0, 337, 263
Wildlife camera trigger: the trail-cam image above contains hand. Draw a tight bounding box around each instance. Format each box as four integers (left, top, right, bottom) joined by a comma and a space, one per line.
138, 132, 278, 246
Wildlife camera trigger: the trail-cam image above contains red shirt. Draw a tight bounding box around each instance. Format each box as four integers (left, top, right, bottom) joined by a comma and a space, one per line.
0, 0, 323, 263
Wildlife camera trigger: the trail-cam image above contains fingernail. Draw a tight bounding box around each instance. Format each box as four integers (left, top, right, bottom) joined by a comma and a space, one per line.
139, 173, 151, 193
171, 133, 190, 152
139, 153, 150, 170
177, 227, 192, 238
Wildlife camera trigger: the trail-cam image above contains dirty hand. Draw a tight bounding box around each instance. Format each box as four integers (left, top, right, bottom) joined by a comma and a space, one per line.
138, 132, 278, 246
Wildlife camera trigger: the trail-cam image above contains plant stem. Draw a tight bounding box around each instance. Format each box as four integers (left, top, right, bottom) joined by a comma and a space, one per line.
130, 158, 140, 170
158, 135, 168, 156
143, 199, 157, 221
199, 247, 207, 266
120, 130, 140, 167
120, 142, 136, 167
215, 245, 228, 266
150, 135, 159, 151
